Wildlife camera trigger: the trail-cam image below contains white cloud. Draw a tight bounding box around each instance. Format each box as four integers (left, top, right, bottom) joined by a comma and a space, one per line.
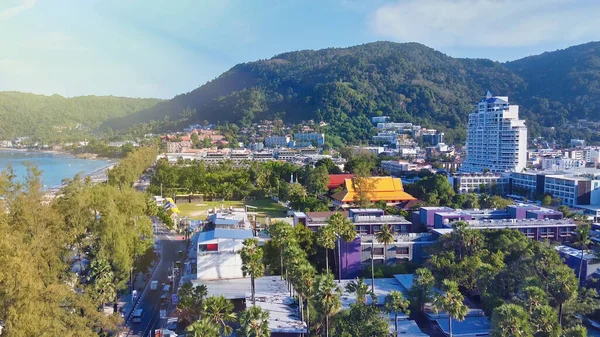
0, 0, 37, 22
368, 0, 600, 47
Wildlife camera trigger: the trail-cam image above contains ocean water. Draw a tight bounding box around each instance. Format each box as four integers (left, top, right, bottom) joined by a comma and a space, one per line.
0, 150, 110, 188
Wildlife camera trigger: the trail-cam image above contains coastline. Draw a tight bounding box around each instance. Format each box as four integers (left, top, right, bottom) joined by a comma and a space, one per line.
0, 147, 108, 161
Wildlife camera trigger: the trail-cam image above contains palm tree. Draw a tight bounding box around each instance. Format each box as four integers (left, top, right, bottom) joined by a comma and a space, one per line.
490, 304, 533, 337
317, 225, 336, 275
345, 277, 375, 305
375, 223, 395, 265
267, 221, 292, 279
296, 262, 316, 334
240, 238, 265, 306
326, 212, 356, 281
314, 273, 342, 337
385, 291, 411, 337
432, 280, 469, 337
238, 306, 270, 337
574, 222, 591, 285
186, 318, 221, 337
178, 282, 208, 322
203, 295, 237, 336
547, 264, 578, 326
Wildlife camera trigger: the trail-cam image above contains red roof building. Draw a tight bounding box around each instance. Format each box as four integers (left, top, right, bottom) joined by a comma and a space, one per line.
327, 174, 355, 190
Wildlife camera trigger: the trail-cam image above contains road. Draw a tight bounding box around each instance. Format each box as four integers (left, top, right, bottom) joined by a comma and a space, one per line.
126, 223, 185, 337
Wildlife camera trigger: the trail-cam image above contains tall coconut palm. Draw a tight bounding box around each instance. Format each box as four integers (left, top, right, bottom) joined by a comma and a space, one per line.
178, 282, 208, 322
432, 280, 469, 337
490, 303, 533, 337
547, 264, 578, 326
574, 222, 591, 285
268, 221, 293, 279
238, 306, 270, 337
240, 238, 265, 306
186, 318, 221, 337
314, 273, 342, 337
385, 290, 411, 337
375, 223, 395, 265
203, 295, 237, 336
345, 277, 375, 305
317, 225, 336, 275
326, 212, 355, 281
296, 262, 316, 334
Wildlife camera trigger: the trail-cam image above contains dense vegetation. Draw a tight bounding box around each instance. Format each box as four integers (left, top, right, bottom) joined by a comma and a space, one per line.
106, 41, 600, 145
0, 92, 161, 142
426, 223, 599, 334
0, 147, 158, 336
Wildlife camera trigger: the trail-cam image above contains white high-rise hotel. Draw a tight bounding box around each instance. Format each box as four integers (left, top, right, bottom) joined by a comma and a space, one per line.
462, 91, 527, 172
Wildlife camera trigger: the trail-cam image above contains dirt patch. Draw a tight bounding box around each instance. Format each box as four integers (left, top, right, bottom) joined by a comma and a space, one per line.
194, 203, 207, 207
189, 211, 205, 217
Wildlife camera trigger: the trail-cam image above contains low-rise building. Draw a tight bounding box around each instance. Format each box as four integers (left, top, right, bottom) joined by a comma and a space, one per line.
195, 229, 253, 281
555, 245, 600, 285
448, 173, 509, 194
541, 158, 586, 170
331, 177, 416, 208
264, 135, 291, 148
293, 132, 324, 147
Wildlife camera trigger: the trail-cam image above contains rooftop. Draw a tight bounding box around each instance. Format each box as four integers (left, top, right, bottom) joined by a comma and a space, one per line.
196, 228, 253, 243
458, 218, 575, 229
555, 245, 598, 261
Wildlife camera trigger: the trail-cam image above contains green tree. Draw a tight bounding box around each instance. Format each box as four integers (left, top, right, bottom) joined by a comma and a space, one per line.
307, 164, 330, 196
203, 295, 237, 336
313, 273, 342, 337
574, 223, 591, 285
542, 195, 553, 206
186, 318, 221, 337
561, 326, 587, 337
557, 205, 570, 218
345, 277, 375, 305
326, 212, 356, 281
385, 290, 411, 336
432, 280, 469, 337
332, 303, 389, 337
178, 282, 208, 323
491, 303, 533, 337
407, 268, 435, 313
240, 238, 265, 306
531, 305, 561, 337
266, 221, 293, 277
191, 132, 200, 147
317, 225, 336, 275
547, 264, 578, 326
238, 306, 270, 337
375, 223, 395, 265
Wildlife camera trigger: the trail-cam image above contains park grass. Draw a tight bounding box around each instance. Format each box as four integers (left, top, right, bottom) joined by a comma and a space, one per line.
176, 199, 288, 220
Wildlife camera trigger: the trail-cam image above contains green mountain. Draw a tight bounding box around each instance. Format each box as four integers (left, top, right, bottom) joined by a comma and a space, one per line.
0, 92, 162, 142
106, 41, 600, 144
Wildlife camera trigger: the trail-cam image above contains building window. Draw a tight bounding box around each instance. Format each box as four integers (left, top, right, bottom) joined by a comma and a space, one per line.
373, 247, 384, 256
372, 225, 382, 232
396, 247, 409, 255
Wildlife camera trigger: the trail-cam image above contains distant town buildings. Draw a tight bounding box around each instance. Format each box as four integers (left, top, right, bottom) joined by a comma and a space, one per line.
264, 135, 291, 148
462, 91, 527, 172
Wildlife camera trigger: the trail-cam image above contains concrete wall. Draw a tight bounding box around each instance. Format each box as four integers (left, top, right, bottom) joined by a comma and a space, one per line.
196, 252, 244, 280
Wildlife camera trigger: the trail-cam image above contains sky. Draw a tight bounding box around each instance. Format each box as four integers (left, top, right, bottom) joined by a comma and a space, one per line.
1, 0, 599, 99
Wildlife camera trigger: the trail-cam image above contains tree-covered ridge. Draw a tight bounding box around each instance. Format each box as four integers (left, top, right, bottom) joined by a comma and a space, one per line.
0, 91, 162, 141
106, 41, 600, 144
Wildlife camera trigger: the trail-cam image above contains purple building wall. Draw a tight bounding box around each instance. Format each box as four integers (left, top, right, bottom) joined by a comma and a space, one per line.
525, 210, 563, 220
419, 207, 453, 228
434, 213, 473, 228
507, 205, 540, 219
339, 237, 362, 279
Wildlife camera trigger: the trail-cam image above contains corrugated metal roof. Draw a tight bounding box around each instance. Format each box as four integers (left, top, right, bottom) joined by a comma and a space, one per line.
197, 228, 253, 243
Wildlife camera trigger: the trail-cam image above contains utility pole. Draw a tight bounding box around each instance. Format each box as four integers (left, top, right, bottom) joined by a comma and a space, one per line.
371, 235, 375, 292
160, 183, 163, 198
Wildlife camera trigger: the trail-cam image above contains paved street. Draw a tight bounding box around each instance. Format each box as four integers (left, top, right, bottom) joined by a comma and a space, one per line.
126, 223, 185, 337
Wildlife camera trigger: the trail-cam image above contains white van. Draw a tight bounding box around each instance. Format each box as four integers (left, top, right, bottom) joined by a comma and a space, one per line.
131, 309, 144, 323
150, 280, 158, 290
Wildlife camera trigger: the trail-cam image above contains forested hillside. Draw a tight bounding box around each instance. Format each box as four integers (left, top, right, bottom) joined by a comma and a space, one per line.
0, 92, 161, 142
104, 41, 600, 144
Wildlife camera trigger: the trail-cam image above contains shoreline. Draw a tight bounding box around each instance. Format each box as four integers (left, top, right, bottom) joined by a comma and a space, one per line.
0, 147, 111, 161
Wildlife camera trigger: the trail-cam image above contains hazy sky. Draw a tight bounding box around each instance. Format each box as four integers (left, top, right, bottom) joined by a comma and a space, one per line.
1, 0, 599, 98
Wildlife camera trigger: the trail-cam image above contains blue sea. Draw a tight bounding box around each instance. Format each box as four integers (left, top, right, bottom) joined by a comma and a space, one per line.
0, 150, 110, 188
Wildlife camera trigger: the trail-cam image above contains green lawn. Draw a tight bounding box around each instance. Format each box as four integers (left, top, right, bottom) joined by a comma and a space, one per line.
176, 199, 288, 220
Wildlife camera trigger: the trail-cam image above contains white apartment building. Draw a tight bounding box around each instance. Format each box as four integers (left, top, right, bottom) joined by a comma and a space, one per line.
264, 135, 290, 148
372, 132, 397, 144
448, 173, 510, 194
381, 160, 413, 175
462, 91, 527, 173
541, 158, 586, 170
